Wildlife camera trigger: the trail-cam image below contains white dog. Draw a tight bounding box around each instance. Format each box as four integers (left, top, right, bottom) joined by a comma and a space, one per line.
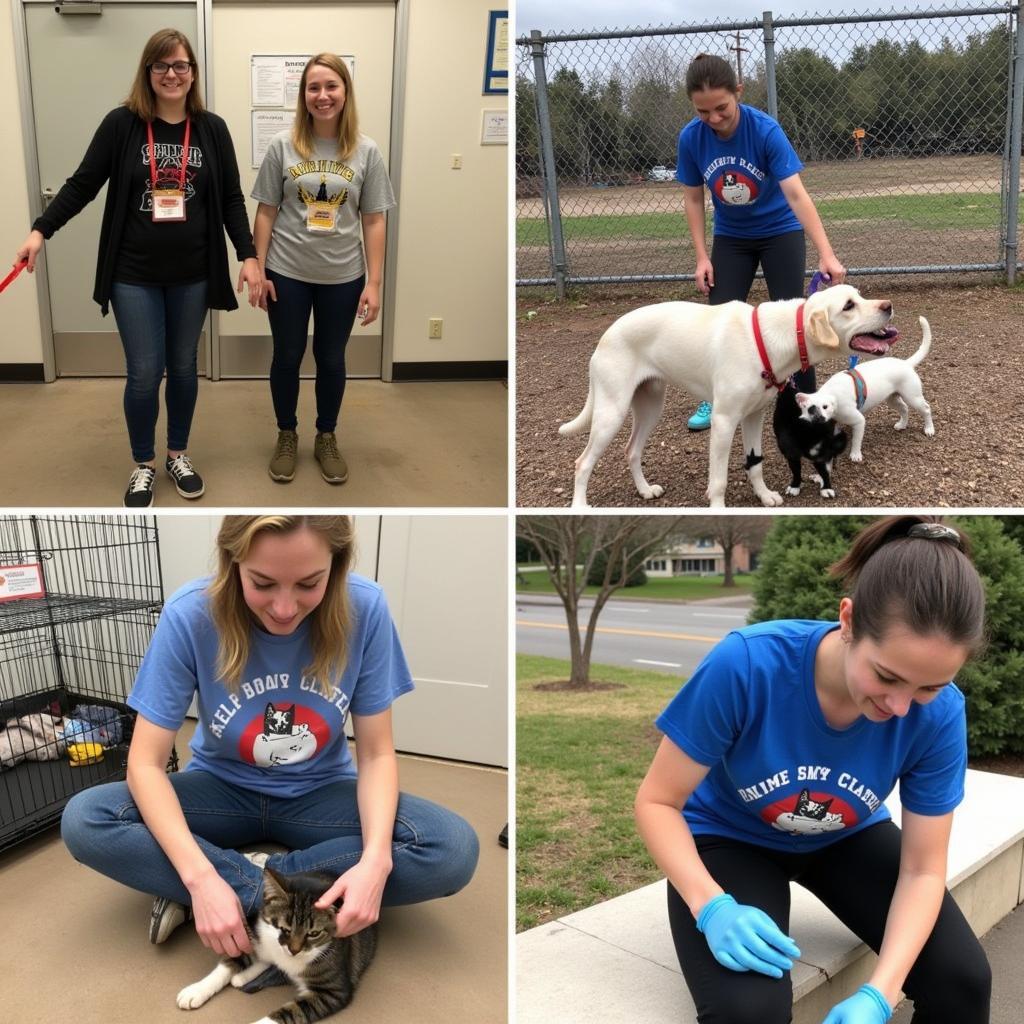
559, 284, 898, 507
795, 316, 933, 463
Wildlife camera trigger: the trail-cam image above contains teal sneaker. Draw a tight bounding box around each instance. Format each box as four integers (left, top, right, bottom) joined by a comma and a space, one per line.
687, 401, 712, 431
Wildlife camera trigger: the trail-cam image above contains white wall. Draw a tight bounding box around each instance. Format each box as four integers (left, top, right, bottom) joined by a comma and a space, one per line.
0, 0, 507, 372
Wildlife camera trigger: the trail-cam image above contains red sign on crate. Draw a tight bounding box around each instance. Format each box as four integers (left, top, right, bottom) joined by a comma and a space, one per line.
0, 563, 45, 602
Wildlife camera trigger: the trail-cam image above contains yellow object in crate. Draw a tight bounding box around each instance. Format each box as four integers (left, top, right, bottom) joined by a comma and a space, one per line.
68, 742, 105, 767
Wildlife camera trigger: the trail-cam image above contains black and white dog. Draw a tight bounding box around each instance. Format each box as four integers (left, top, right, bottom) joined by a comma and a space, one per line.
773, 378, 848, 499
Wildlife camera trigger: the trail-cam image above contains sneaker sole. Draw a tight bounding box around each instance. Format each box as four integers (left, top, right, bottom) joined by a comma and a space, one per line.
124, 494, 155, 508
170, 482, 205, 499
318, 467, 348, 484
268, 468, 296, 482
687, 425, 711, 432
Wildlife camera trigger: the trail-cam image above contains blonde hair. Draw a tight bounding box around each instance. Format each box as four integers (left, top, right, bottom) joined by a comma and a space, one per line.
125, 28, 205, 121
208, 516, 355, 697
292, 53, 359, 161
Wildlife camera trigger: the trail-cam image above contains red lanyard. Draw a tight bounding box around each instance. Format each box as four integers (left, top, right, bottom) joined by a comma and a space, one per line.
147, 117, 191, 191
0, 260, 28, 294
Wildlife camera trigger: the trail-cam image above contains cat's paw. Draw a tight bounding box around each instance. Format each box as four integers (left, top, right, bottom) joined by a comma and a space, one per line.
176, 982, 212, 1010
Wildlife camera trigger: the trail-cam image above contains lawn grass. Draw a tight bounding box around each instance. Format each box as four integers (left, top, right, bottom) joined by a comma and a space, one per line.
516, 654, 684, 931
516, 568, 754, 602
516, 192, 1001, 245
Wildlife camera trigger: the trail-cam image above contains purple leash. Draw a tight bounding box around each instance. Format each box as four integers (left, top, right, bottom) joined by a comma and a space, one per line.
807, 271, 857, 367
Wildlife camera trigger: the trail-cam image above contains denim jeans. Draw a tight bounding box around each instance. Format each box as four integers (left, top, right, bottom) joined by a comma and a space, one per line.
61, 769, 480, 916
266, 270, 364, 434
109, 280, 208, 463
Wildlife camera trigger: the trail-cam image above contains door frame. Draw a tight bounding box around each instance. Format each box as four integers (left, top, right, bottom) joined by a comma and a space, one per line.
13, 0, 405, 383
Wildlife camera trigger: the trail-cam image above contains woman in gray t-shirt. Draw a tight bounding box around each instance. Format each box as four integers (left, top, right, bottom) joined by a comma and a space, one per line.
252, 53, 395, 485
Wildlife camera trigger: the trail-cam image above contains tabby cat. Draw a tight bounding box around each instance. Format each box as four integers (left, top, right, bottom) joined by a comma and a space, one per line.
176, 866, 378, 1023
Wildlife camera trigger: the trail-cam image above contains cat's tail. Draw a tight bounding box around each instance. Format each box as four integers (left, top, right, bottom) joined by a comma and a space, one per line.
906, 316, 931, 368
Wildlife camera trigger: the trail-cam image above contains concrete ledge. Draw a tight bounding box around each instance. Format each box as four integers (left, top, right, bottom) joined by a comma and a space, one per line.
517, 769, 1024, 1024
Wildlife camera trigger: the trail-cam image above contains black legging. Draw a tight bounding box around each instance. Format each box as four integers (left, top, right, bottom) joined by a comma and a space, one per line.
667, 822, 991, 1024
709, 229, 815, 391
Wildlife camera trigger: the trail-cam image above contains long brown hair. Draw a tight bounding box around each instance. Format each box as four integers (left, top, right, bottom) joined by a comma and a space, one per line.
685, 53, 739, 97
829, 515, 986, 654
208, 516, 355, 697
125, 28, 205, 121
292, 53, 359, 161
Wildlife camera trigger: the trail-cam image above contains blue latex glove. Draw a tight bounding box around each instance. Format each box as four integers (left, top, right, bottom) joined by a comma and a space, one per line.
821, 984, 893, 1024
696, 893, 801, 978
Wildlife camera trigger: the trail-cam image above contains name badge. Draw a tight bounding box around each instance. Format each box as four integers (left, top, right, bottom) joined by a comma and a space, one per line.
307, 202, 337, 233
152, 189, 186, 222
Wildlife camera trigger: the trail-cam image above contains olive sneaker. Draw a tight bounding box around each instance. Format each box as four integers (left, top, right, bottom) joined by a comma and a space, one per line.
124, 464, 156, 508
314, 432, 348, 484
165, 453, 205, 499
268, 430, 298, 482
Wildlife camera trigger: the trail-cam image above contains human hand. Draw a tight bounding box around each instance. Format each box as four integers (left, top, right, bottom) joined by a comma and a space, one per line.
821, 984, 892, 1023
187, 871, 252, 957
819, 253, 846, 284
237, 258, 262, 307
258, 273, 277, 312
16, 231, 44, 273
696, 893, 801, 978
694, 256, 715, 296
357, 283, 380, 326
314, 855, 392, 937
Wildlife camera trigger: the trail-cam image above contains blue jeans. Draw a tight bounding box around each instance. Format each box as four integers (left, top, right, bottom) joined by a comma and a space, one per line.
61, 769, 479, 915
109, 280, 208, 463
266, 270, 364, 434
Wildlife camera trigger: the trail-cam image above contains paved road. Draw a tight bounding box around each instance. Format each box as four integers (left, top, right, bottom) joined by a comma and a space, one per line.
890, 900, 1023, 1022
515, 593, 752, 678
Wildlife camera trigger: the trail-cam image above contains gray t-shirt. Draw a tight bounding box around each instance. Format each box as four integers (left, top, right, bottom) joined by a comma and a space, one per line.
252, 131, 395, 284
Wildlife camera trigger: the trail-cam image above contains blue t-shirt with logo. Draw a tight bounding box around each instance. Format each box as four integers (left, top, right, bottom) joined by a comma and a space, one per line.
676, 104, 803, 239
655, 620, 966, 853
128, 574, 414, 798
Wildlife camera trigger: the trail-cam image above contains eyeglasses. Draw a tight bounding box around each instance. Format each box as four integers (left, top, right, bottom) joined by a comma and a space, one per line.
150, 61, 193, 76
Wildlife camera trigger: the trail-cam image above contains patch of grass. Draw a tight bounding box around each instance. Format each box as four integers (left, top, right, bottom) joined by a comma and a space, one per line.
516, 568, 754, 602
516, 654, 683, 931
516, 192, 1001, 244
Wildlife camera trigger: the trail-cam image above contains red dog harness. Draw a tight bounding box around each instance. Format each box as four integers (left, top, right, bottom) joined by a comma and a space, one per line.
752, 302, 810, 391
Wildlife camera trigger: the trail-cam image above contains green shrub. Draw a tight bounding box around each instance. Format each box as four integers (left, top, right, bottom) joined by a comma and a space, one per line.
750, 516, 1024, 756
585, 549, 647, 587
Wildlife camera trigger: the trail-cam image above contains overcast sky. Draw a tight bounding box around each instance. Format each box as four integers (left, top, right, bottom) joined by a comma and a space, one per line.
516, 0, 963, 36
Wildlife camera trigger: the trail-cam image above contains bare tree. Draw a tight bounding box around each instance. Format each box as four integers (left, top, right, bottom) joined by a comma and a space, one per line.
517, 515, 686, 687
682, 516, 774, 587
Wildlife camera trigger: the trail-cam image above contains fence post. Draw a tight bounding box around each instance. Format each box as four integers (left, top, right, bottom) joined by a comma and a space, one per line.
762, 10, 778, 120
1006, 8, 1024, 285
530, 30, 569, 298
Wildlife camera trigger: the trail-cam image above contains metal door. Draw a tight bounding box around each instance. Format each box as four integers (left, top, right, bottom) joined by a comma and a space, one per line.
209, 2, 395, 378
21, 1, 203, 377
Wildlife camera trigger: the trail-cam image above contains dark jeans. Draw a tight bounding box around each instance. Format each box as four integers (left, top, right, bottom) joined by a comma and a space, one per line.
709, 230, 814, 391
266, 269, 364, 434
667, 822, 991, 1024
109, 280, 208, 463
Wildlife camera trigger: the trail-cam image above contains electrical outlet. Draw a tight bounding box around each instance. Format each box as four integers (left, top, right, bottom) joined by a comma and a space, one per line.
428, 318, 443, 339
452, 154, 462, 170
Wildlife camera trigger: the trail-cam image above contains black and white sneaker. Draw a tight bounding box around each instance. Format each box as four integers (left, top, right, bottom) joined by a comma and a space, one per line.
165, 453, 205, 499
124, 464, 156, 508
149, 895, 191, 944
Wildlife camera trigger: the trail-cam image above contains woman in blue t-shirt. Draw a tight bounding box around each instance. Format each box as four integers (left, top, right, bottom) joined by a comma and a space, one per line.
637, 515, 990, 1024
61, 515, 478, 974
677, 53, 846, 431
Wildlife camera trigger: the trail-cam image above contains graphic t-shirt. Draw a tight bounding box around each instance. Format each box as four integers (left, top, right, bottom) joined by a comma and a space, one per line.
128, 574, 414, 797
676, 104, 803, 239
251, 132, 396, 285
655, 620, 966, 852
115, 117, 209, 284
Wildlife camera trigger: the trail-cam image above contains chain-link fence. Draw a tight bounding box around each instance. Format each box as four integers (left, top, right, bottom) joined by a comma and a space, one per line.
516, 5, 1024, 294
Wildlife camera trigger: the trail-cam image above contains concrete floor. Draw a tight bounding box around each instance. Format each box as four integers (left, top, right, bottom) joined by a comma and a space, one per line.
0, 722, 508, 1024
0, 377, 507, 507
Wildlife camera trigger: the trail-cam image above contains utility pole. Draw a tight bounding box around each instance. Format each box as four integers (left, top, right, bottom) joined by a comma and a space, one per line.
727, 31, 749, 85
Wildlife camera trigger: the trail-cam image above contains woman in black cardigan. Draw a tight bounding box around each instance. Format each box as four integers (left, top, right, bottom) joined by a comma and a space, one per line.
16, 28, 261, 507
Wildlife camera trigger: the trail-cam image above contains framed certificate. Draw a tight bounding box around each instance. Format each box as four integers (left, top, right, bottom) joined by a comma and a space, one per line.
0, 563, 45, 603
483, 10, 508, 94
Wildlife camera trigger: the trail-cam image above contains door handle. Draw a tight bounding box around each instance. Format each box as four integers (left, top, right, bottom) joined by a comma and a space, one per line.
41, 188, 57, 210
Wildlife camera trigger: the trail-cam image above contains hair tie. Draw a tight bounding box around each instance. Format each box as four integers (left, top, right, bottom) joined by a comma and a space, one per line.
906, 522, 962, 550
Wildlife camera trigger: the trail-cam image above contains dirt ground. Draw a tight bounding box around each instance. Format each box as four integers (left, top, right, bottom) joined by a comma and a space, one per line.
515, 276, 1024, 509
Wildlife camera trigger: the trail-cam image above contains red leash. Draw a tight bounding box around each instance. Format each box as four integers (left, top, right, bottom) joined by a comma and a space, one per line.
752, 302, 810, 391
0, 260, 28, 294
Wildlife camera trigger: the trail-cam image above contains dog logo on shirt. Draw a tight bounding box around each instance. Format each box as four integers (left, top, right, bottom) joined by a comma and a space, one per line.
715, 170, 758, 206
251, 702, 318, 767
771, 788, 846, 834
